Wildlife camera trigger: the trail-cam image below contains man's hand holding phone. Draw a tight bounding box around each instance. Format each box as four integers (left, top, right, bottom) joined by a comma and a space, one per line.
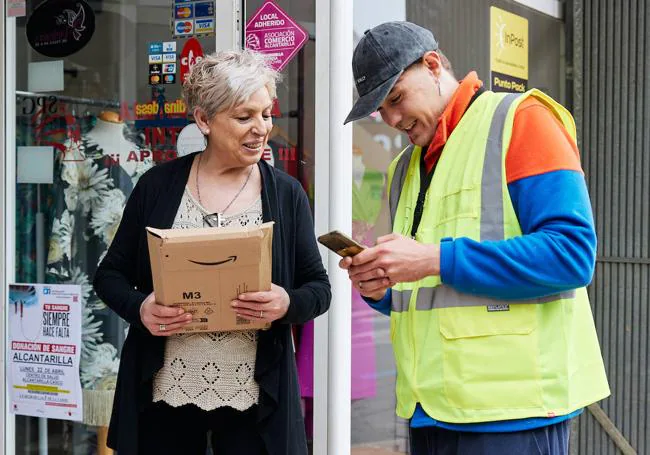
318, 230, 392, 299
339, 255, 393, 300
337, 233, 442, 300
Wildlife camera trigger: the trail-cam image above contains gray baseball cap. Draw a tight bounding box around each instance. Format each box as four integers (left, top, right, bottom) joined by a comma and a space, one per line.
345, 22, 438, 124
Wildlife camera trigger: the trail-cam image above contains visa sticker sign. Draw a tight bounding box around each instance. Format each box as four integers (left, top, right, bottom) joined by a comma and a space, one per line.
195, 18, 215, 35
180, 37, 204, 84
245, 1, 308, 72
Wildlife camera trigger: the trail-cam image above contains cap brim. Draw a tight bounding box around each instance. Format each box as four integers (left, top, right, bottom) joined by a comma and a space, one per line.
344, 72, 402, 124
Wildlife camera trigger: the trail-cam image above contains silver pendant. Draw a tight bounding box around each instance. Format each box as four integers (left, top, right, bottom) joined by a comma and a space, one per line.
204, 213, 222, 228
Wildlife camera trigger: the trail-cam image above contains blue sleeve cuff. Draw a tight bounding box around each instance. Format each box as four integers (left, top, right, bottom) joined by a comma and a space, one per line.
362, 289, 392, 316
439, 237, 455, 285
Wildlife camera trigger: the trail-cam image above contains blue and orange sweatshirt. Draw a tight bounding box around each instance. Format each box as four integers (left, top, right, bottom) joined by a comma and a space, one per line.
365, 73, 595, 432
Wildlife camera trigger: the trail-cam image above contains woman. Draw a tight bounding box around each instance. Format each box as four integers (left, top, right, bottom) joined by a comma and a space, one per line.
93, 50, 331, 455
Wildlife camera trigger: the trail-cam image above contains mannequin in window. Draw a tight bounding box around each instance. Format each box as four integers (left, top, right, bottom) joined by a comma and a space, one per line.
85, 111, 147, 179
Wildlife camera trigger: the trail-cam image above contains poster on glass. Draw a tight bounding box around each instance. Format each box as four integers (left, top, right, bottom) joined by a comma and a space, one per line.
8, 283, 83, 421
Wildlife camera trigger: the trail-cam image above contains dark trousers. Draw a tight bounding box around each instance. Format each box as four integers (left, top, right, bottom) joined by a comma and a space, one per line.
410, 420, 570, 455
138, 401, 266, 455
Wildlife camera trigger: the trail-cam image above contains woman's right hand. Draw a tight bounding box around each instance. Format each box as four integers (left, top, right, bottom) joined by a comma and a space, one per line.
139, 292, 193, 336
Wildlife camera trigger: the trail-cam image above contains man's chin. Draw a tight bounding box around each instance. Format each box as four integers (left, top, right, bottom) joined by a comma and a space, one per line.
406, 130, 432, 147
410, 137, 431, 147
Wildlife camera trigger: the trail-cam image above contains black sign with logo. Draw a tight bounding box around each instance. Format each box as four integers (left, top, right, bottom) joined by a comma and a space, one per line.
26, 0, 95, 58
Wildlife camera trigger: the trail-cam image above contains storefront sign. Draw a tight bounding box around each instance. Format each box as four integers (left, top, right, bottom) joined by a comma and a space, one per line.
490, 6, 528, 93
7, 0, 27, 17
8, 284, 83, 421
26, 0, 95, 58
180, 37, 204, 84
245, 1, 309, 72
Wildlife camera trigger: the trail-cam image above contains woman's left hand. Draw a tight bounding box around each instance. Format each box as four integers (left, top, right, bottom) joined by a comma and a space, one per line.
231, 283, 290, 323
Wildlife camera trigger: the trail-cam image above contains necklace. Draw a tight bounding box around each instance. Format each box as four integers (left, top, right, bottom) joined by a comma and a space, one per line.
196, 152, 254, 227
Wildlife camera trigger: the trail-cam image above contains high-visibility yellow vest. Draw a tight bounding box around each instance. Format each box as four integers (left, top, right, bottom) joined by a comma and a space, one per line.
387, 89, 610, 423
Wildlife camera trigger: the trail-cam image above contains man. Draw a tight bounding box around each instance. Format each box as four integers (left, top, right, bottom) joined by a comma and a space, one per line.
340, 21, 609, 455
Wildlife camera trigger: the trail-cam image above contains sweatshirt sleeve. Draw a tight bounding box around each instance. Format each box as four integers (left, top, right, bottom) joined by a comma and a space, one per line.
440, 170, 597, 299
362, 289, 392, 316
439, 100, 596, 300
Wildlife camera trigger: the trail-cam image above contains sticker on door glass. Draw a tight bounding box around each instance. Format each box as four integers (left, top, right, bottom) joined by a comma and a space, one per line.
175, 4, 193, 19
149, 42, 163, 54
194, 2, 214, 17
174, 20, 194, 37
195, 18, 215, 35
172, 0, 215, 38
26, 0, 95, 58
162, 41, 177, 53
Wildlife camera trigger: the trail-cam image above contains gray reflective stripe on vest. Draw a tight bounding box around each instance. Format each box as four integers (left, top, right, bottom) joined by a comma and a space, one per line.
389, 93, 576, 313
481, 93, 519, 241
391, 287, 576, 312
389, 145, 415, 227
391, 289, 412, 312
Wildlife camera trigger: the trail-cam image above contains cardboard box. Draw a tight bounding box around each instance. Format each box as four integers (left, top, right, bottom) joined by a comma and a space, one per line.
146, 222, 274, 332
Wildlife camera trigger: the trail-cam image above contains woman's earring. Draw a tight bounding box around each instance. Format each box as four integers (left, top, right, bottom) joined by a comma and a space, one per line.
436, 79, 442, 96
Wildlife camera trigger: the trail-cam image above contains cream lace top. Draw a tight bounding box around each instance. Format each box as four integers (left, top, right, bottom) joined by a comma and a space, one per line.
152, 187, 263, 411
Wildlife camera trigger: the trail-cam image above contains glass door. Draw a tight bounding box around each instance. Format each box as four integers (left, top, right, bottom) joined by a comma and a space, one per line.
6, 1, 224, 453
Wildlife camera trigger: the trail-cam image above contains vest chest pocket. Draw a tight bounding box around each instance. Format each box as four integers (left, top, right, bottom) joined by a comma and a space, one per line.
438, 304, 544, 410
432, 186, 480, 230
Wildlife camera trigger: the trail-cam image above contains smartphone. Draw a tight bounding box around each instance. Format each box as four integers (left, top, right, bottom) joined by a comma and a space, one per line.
318, 230, 366, 257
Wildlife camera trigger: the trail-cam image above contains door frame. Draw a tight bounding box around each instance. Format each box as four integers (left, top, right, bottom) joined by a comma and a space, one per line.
3, 11, 17, 455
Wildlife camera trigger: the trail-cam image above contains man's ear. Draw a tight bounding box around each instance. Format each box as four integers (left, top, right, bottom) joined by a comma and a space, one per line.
421, 51, 442, 78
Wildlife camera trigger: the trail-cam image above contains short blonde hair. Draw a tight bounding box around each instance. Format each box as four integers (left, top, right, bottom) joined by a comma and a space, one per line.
183, 49, 280, 119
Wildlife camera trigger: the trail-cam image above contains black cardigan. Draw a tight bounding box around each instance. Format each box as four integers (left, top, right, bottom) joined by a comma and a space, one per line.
93, 153, 331, 455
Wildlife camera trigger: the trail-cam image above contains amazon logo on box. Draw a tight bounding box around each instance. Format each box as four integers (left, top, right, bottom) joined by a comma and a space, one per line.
146, 222, 273, 332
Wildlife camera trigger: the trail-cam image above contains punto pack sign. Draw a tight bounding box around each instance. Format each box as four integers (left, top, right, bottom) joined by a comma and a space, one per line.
26, 0, 95, 58
490, 6, 528, 93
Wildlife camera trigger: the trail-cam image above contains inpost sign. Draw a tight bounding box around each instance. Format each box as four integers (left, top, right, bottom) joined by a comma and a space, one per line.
490, 6, 528, 93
